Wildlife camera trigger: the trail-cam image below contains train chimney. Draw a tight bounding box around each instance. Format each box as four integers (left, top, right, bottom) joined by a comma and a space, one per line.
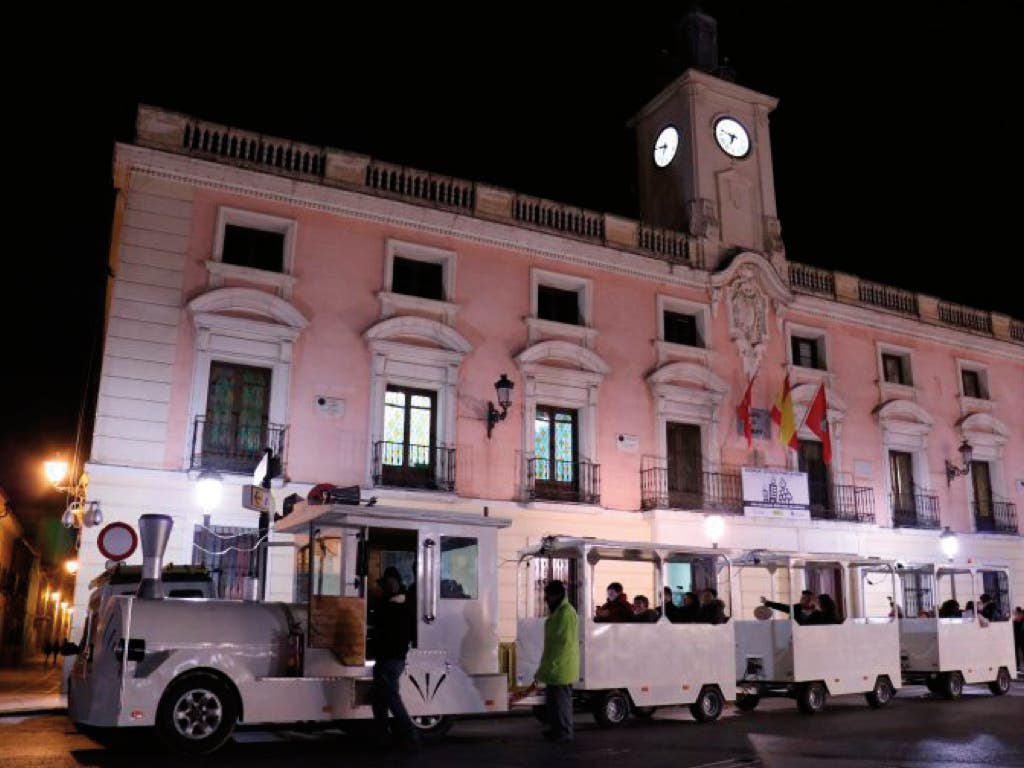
136, 514, 173, 599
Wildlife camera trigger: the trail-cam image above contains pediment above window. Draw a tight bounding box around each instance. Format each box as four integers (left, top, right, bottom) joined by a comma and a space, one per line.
875, 398, 934, 438
515, 340, 609, 386
957, 412, 1010, 449
363, 315, 471, 363
188, 287, 308, 329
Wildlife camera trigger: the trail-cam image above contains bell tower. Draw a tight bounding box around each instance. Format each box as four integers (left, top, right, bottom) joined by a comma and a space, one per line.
631, 8, 785, 272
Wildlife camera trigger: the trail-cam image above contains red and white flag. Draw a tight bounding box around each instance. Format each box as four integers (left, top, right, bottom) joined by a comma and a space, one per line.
804, 383, 832, 463
736, 375, 755, 448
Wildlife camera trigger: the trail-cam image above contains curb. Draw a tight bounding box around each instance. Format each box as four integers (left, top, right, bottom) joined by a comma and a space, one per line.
0, 707, 67, 718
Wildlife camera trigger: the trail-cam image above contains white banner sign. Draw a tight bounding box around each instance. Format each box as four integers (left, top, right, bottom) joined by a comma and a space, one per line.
741, 467, 811, 520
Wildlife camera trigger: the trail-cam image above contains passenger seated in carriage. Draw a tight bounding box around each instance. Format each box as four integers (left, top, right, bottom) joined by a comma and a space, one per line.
676, 591, 700, 623
658, 587, 680, 622
938, 599, 962, 618
632, 595, 659, 623
808, 594, 841, 625
761, 590, 818, 625
696, 588, 727, 624
595, 582, 634, 622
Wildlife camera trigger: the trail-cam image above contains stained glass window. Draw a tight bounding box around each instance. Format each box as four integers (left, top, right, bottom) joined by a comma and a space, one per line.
534, 406, 575, 484
203, 362, 270, 469
383, 390, 406, 466
382, 386, 435, 471
555, 412, 574, 482
534, 411, 551, 480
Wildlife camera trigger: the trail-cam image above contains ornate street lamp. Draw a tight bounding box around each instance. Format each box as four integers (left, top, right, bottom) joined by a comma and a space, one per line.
486, 373, 515, 438
944, 439, 973, 486
45, 453, 102, 528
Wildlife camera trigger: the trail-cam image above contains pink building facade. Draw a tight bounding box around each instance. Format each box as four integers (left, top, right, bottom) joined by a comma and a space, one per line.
73, 68, 1023, 640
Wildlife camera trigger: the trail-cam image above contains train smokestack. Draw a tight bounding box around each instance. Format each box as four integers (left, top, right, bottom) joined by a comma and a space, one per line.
136, 514, 173, 599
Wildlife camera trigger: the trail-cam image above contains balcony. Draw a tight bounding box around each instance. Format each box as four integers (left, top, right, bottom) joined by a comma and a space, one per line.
974, 501, 1018, 534
190, 416, 286, 476
640, 466, 743, 513
372, 441, 456, 492
891, 492, 941, 529
527, 458, 600, 504
808, 482, 876, 523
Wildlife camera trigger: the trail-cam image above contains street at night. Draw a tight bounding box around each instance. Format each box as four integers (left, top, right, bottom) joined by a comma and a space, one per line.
2, 685, 1023, 768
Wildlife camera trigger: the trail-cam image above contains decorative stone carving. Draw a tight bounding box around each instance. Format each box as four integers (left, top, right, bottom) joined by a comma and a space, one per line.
726, 265, 769, 379
763, 216, 784, 254
687, 198, 718, 239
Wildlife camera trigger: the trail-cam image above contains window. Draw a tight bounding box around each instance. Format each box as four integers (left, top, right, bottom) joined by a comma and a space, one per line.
666, 422, 702, 507
533, 406, 578, 500
889, 450, 916, 523
798, 440, 830, 512
961, 368, 988, 399
192, 525, 259, 599
221, 224, 285, 273
981, 571, 1010, 618
972, 461, 995, 530
791, 336, 822, 370
882, 353, 911, 385
901, 571, 932, 618
391, 256, 445, 301
201, 362, 273, 474
440, 537, 478, 599
664, 311, 701, 347
379, 386, 438, 488
537, 285, 580, 325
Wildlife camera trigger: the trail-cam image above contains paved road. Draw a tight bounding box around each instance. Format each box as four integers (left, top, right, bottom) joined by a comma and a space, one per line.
1, 684, 1022, 768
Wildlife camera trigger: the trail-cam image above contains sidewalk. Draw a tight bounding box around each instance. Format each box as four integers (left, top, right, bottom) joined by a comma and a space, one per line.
0, 654, 66, 716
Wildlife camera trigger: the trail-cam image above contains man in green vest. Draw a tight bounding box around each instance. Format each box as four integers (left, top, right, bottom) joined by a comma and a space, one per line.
519, 579, 580, 742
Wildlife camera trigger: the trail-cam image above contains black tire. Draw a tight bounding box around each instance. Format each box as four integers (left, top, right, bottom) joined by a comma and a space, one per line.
156, 672, 239, 756
632, 706, 657, 719
865, 675, 895, 709
689, 686, 724, 723
735, 693, 761, 712
988, 667, 1011, 696
940, 671, 964, 701
796, 681, 827, 715
409, 714, 453, 741
591, 690, 630, 728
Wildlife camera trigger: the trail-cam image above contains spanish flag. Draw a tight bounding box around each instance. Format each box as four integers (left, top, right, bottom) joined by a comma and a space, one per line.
770, 374, 798, 450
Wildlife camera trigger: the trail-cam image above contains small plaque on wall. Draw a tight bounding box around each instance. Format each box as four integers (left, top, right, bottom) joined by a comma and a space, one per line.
616, 434, 639, 453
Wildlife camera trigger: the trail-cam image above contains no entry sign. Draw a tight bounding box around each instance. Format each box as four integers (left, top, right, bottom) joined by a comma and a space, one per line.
96, 522, 139, 561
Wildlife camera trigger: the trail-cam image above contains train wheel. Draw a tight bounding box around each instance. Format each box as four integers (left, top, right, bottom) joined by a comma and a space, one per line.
796, 682, 827, 715
940, 671, 964, 701
410, 715, 453, 741
156, 672, 239, 755
689, 686, 724, 723
591, 690, 630, 728
865, 675, 895, 709
735, 693, 761, 712
988, 667, 1011, 696
632, 706, 657, 719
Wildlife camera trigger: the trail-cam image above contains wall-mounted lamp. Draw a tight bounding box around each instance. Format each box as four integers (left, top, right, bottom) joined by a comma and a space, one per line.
939, 526, 959, 562
704, 514, 725, 549
944, 439, 973, 486
45, 454, 103, 528
486, 373, 514, 439
195, 469, 224, 513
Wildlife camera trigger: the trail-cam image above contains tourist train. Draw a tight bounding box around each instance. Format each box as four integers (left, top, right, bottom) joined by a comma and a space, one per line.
64, 502, 1016, 755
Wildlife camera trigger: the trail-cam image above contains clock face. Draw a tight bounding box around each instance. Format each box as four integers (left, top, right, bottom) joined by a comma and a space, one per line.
653, 126, 679, 168
714, 117, 750, 158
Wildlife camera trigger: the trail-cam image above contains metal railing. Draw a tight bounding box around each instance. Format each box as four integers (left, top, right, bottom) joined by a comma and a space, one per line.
973, 500, 1018, 534
938, 301, 993, 334
808, 482, 876, 523
372, 441, 456, 492
858, 280, 919, 316
190, 416, 287, 475
639, 466, 743, 513
527, 458, 600, 504
789, 263, 836, 298
891, 492, 941, 529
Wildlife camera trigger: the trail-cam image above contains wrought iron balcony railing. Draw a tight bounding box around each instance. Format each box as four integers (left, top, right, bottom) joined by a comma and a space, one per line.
527, 458, 600, 504
372, 441, 456, 492
190, 416, 287, 476
891, 492, 941, 529
973, 500, 1018, 534
808, 482, 876, 523
640, 466, 743, 513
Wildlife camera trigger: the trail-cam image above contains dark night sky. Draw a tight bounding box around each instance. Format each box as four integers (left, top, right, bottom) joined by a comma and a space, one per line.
7, 4, 1018, 560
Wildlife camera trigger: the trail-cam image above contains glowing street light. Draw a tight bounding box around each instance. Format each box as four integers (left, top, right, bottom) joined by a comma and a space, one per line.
940, 527, 959, 562
704, 514, 725, 548
44, 457, 69, 485
50, 591, 61, 603
65, 560, 80, 575
195, 470, 224, 513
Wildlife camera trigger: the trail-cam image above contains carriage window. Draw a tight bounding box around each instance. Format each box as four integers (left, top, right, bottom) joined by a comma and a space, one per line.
440, 537, 478, 599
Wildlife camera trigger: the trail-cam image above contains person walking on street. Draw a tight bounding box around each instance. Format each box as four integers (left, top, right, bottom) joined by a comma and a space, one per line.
515, 580, 579, 743
43, 640, 52, 665
370, 574, 419, 750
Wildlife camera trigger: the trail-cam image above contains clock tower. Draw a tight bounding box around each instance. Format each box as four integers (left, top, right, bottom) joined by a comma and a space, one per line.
631, 8, 785, 272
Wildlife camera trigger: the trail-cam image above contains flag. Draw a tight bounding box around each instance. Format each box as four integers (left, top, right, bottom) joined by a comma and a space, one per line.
736, 376, 754, 448
770, 374, 798, 450
804, 383, 832, 463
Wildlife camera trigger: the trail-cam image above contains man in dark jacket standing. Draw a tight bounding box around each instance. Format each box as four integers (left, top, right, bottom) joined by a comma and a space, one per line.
371, 575, 418, 749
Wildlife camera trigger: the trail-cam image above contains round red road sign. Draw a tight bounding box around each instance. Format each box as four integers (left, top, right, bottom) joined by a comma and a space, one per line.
97, 522, 138, 562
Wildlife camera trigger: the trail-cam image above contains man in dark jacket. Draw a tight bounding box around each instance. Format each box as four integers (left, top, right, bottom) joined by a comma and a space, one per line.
594, 582, 633, 622
371, 575, 418, 748
696, 588, 727, 624
761, 590, 817, 625
979, 594, 1002, 622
